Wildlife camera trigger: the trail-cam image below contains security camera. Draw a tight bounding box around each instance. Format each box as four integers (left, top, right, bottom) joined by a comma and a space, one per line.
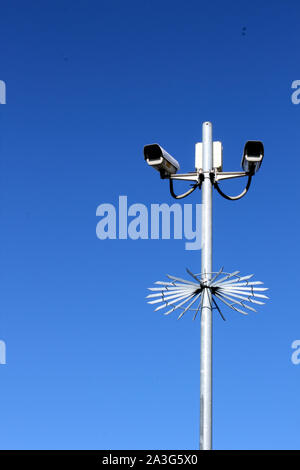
241, 141, 264, 174
144, 144, 180, 178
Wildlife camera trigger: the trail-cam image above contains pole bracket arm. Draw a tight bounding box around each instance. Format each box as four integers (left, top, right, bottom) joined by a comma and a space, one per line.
167, 170, 203, 183
168, 170, 204, 199
213, 170, 249, 182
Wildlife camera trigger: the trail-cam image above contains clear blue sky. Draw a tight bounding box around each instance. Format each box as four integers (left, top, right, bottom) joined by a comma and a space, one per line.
0, 0, 299, 450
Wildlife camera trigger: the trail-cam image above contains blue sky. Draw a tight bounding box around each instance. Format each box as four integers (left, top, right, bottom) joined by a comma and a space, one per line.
0, 0, 300, 450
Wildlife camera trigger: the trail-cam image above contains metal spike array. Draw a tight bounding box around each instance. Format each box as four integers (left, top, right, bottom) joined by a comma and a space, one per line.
146, 267, 269, 320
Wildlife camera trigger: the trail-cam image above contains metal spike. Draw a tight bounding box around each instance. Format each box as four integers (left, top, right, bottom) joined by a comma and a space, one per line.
217, 289, 255, 302
218, 290, 261, 307
214, 293, 249, 315
210, 271, 240, 286
212, 297, 226, 321
220, 286, 268, 292
148, 286, 194, 292
247, 298, 265, 305
152, 291, 193, 307
166, 274, 199, 286
215, 274, 254, 286
218, 287, 269, 299
192, 298, 203, 321
186, 268, 202, 284
216, 290, 256, 311
149, 291, 190, 306
177, 293, 201, 320
154, 281, 176, 286
154, 294, 194, 312
163, 293, 197, 315
216, 281, 264, 288
146, 288, 195, 299
210, 267, 224, 284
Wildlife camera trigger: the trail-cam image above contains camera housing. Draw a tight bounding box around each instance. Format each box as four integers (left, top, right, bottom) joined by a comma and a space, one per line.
144, 144, 180, 177
241, 141, 264, 174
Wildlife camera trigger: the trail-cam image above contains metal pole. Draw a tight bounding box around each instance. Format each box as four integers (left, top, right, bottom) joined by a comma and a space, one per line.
200, 121, 213, 450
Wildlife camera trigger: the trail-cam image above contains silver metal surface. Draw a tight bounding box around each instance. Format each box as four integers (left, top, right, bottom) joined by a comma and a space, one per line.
200, 122, 213, 450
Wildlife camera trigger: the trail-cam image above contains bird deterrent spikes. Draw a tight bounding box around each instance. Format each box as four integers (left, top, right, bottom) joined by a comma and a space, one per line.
146, 267, 269, 321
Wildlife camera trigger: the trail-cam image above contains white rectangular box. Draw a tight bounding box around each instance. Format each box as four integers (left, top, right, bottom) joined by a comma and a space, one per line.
195, 141, 223, 171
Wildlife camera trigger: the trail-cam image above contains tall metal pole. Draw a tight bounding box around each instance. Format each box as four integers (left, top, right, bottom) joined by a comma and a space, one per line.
200, 121, 213, 450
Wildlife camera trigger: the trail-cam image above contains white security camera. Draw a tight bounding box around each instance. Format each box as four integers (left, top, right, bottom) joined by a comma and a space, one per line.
144, 144, 180, 178
241, 141, 264, 174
